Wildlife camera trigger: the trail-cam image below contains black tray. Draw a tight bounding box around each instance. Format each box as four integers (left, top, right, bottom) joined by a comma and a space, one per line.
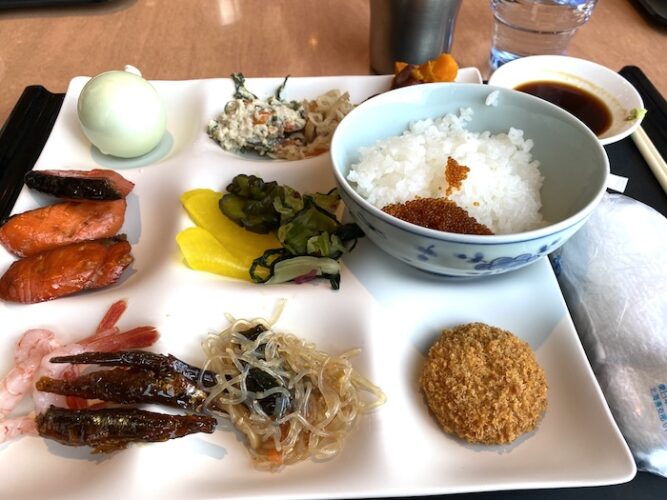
0, 69, 665, 500
633, 0, 667, 26
609, 66, 667, 217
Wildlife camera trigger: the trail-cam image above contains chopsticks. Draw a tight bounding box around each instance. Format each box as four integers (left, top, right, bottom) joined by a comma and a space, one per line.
631, 125, 667, 195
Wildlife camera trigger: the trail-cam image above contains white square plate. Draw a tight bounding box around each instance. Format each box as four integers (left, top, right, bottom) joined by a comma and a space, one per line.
0, 69, 635, 499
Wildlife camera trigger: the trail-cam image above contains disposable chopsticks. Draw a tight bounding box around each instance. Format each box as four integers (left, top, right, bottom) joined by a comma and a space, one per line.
631, 125, 667, 195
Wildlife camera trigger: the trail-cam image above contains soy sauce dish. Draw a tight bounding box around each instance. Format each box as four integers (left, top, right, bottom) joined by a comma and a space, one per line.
488, 55, 644, 145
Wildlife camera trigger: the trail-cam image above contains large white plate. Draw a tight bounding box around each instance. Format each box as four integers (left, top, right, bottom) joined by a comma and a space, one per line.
0, 69, 635, 499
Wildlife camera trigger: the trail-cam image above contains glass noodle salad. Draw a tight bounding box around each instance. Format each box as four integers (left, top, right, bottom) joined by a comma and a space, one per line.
201, 302, 386, 470
207, 73, 353, 160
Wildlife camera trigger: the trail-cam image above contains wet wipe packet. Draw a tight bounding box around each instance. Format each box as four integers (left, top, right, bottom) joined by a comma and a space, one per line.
551, 192, 667, 477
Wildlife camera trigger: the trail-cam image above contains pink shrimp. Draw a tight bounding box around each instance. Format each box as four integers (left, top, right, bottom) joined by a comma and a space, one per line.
81, 325, 159, 351
91, 299, 127, 339
0, 329, 60, 419
0, 299, 161, 443
0, 415, 38, 443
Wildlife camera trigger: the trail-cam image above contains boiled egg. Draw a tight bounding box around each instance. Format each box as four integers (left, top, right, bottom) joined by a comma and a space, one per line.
77, 66, 166, 158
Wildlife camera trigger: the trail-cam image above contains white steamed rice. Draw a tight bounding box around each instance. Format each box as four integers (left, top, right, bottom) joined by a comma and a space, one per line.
346, 108, 546, 234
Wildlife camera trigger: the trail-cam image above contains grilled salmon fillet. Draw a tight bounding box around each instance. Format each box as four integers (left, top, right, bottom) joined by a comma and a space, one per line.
0, 236, 133, 303
24, 169, 135, 200
0, 199, 126, 257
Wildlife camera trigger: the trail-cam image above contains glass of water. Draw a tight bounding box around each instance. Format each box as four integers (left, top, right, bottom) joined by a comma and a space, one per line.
489, 0, 598, 71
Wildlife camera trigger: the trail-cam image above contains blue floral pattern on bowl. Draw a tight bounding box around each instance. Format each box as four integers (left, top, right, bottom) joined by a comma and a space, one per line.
351, 209, 387, 240
417, 244, 437, 261
411, 239, 562, 272
453, 239, 561, 271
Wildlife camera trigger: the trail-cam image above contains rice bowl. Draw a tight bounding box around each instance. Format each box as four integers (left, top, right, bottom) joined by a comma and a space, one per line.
330, 83, 609, 278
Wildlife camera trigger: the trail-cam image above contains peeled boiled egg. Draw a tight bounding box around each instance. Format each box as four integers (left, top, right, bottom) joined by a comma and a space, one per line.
77, 66, 166, 158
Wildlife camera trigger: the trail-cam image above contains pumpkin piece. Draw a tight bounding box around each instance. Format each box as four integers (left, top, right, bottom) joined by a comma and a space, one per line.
428, 53, 458, 82
410, 53, 458, 83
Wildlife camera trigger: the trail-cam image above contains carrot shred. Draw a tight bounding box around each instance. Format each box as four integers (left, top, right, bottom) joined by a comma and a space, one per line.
265, 447, 283, 465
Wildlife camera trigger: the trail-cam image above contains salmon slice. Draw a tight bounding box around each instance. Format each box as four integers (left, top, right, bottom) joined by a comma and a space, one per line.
0, 199, 127, 257
0, 236, 133, 304
24, 169, 135, 200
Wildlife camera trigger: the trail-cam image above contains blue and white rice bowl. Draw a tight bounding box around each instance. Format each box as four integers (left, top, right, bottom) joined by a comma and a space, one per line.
330, 83, 609, 278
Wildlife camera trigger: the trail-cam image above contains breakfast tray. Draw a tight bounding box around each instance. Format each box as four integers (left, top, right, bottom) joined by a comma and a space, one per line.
0, 67, 664, 499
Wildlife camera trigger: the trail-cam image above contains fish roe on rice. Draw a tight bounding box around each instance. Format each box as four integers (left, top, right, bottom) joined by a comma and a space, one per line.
419, 322, 547, 444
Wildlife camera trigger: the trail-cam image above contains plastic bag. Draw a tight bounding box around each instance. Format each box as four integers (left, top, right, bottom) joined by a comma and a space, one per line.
552, 192, 667, 477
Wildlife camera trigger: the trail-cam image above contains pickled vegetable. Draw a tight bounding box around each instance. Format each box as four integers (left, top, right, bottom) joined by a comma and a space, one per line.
219, 175, 363, 289
176, 227, 250, 281
178, 177, 363, 289
180, 189, 279, 262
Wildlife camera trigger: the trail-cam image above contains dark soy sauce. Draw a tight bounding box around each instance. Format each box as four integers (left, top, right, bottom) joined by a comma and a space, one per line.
515, 81, 612, 136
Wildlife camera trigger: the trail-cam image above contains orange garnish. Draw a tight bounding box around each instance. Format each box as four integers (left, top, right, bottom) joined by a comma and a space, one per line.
392, 53, 459, 89
412, 53, 458, 83
265, 447, 284, 465
394, 61, 409, 74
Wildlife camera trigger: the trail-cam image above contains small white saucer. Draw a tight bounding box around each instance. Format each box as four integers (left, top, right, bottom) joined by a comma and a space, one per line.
488, 55, 644, 145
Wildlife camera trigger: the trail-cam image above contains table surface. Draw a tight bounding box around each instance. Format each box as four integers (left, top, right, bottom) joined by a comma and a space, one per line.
0, 0, 666, 126
0, 1, 665, 499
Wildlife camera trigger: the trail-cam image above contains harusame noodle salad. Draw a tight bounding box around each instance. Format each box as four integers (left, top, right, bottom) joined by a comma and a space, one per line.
201, 303, 385, 470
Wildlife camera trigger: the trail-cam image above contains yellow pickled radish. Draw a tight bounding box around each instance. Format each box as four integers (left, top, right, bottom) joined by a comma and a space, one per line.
180, 188, 279, 261
176, 227, 251, 281
180, 188, 208, 205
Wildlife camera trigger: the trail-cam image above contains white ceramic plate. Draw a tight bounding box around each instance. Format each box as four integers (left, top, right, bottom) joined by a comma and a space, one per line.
488, 55, 644, 145
0, 70, 635, 499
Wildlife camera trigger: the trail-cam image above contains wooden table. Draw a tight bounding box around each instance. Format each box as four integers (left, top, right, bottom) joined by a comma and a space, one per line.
0, 0, 665, 126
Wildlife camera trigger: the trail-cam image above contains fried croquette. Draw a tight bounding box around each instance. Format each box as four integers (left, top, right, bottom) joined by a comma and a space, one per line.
419, 322, 547, 444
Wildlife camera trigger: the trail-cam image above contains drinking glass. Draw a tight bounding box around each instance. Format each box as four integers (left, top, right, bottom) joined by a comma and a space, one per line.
490, 0, 598, 70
